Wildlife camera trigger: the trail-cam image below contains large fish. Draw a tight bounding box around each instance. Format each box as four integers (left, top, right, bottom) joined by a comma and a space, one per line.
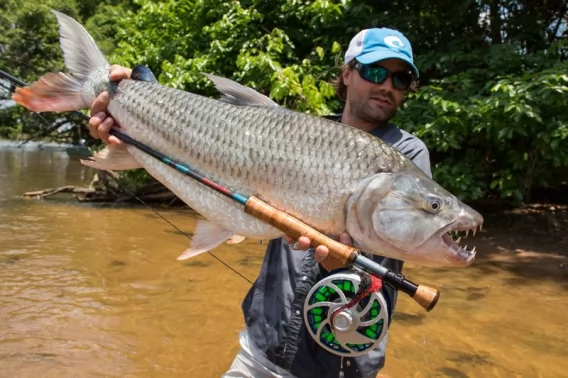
13, 10, 483, 267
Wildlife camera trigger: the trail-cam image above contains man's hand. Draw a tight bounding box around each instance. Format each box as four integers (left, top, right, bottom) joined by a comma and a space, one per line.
285, 232, 353, 272
88, 65, 132, 145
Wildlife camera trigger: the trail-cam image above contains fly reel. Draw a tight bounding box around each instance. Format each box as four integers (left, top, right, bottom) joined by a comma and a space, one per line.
304, 268, 389, 357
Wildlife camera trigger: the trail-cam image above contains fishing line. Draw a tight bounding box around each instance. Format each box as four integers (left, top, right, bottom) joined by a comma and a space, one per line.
112, 174, 255, 285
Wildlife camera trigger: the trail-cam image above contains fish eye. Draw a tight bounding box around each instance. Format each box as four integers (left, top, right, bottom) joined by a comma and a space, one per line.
429, 199, 441, 211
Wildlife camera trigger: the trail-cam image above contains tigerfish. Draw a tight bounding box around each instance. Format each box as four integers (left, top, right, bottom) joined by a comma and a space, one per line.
12, 10, 483, 267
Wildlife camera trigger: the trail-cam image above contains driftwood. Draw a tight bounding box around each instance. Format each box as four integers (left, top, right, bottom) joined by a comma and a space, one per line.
23, 185, 95, 199
22, 169, 183, 206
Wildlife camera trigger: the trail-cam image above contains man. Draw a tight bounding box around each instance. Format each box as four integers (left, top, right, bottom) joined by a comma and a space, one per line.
88, 27, 431, 378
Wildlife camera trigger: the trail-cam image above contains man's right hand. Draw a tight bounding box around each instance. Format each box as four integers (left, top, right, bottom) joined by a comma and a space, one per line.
88, 65, 132, 145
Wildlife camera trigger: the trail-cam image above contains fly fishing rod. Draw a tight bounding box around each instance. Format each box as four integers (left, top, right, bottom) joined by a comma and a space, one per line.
1, 69, 440, 312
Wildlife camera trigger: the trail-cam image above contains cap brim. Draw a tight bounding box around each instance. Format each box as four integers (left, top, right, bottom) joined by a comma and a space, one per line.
356, 49, 419, 78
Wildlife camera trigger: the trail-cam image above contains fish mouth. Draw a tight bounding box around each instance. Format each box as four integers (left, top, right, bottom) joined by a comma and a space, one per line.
440, 223, 483, 266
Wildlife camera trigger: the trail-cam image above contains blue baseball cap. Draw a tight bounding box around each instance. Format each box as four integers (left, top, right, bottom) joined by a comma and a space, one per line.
344, 28, 419, 78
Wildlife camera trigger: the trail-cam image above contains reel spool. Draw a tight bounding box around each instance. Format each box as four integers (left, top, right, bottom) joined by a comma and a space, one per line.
304, 269, 388, 357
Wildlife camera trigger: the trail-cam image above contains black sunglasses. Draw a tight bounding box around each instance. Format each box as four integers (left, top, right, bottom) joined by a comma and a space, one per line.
354, 62, 413, 90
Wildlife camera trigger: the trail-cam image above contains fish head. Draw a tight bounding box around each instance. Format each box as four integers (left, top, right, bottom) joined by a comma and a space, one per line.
345, 171, 483, 267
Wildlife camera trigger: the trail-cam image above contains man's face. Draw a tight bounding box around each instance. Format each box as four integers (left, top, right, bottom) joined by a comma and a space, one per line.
343, 58, 410, 124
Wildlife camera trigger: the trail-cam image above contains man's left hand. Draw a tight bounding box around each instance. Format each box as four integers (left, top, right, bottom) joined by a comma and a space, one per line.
285, 233, 353, 272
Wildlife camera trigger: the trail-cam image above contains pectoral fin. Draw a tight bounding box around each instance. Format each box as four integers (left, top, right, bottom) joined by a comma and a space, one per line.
177, 220, 234, 260
81, 144, 143, 171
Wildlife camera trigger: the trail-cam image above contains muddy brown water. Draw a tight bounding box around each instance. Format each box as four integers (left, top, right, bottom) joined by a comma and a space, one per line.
1, 144, 567, 378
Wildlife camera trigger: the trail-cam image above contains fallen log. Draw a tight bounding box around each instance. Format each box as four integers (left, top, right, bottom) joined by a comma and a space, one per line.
23, 185, 95, 199
22, 170, 184, 206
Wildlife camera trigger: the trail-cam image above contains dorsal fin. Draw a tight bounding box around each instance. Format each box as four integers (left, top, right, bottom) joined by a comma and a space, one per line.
201, 72, 279, 107
131, 65, 158, 83
51, 10, 109, 78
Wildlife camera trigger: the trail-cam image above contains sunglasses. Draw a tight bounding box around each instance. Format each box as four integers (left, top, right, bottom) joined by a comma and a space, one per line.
354, 62, 413, 90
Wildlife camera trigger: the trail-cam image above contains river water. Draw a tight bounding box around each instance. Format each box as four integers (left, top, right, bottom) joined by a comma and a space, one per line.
0, 143, 567, 378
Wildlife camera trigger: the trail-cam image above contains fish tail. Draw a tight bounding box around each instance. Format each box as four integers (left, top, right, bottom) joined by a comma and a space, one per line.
12, 9, 110, 113
12, 72, 88, 112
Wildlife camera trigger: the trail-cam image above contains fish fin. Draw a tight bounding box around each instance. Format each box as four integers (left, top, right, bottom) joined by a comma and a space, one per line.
80, 145, 143, 171
51, 10, 109, 78
226, 235, 246, 244
12, 73, 89, 112
131, 65, 158, 83
177, 221, 234, 260
201, 73, 279, 107
12, 10, 109, 113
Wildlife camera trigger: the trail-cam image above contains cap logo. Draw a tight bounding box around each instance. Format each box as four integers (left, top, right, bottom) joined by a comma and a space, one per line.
384, 36, 404, 48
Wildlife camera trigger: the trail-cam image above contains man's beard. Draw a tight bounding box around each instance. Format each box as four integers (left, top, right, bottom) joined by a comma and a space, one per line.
348, 90, 398, 125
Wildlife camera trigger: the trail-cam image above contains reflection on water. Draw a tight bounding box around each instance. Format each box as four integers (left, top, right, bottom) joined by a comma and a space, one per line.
0, 144, 567, 377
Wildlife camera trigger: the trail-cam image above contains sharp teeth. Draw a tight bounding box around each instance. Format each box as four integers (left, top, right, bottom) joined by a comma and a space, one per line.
471, 246, 476, 255
456, 237, 461, 245
473, 228, 476, 237
463, 245, 468, 252
465, 230, 469, 238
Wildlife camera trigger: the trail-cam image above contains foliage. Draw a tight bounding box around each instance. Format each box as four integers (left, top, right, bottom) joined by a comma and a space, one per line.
396, 49, 568, 202
111, 0, 345, 114
1, 0, 567, 204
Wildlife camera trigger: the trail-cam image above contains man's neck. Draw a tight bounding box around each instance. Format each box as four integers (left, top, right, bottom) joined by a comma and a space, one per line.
341, 111, 385, 133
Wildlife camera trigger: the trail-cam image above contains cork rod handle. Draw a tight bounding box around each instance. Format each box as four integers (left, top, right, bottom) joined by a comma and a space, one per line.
244, 196, 358, 266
